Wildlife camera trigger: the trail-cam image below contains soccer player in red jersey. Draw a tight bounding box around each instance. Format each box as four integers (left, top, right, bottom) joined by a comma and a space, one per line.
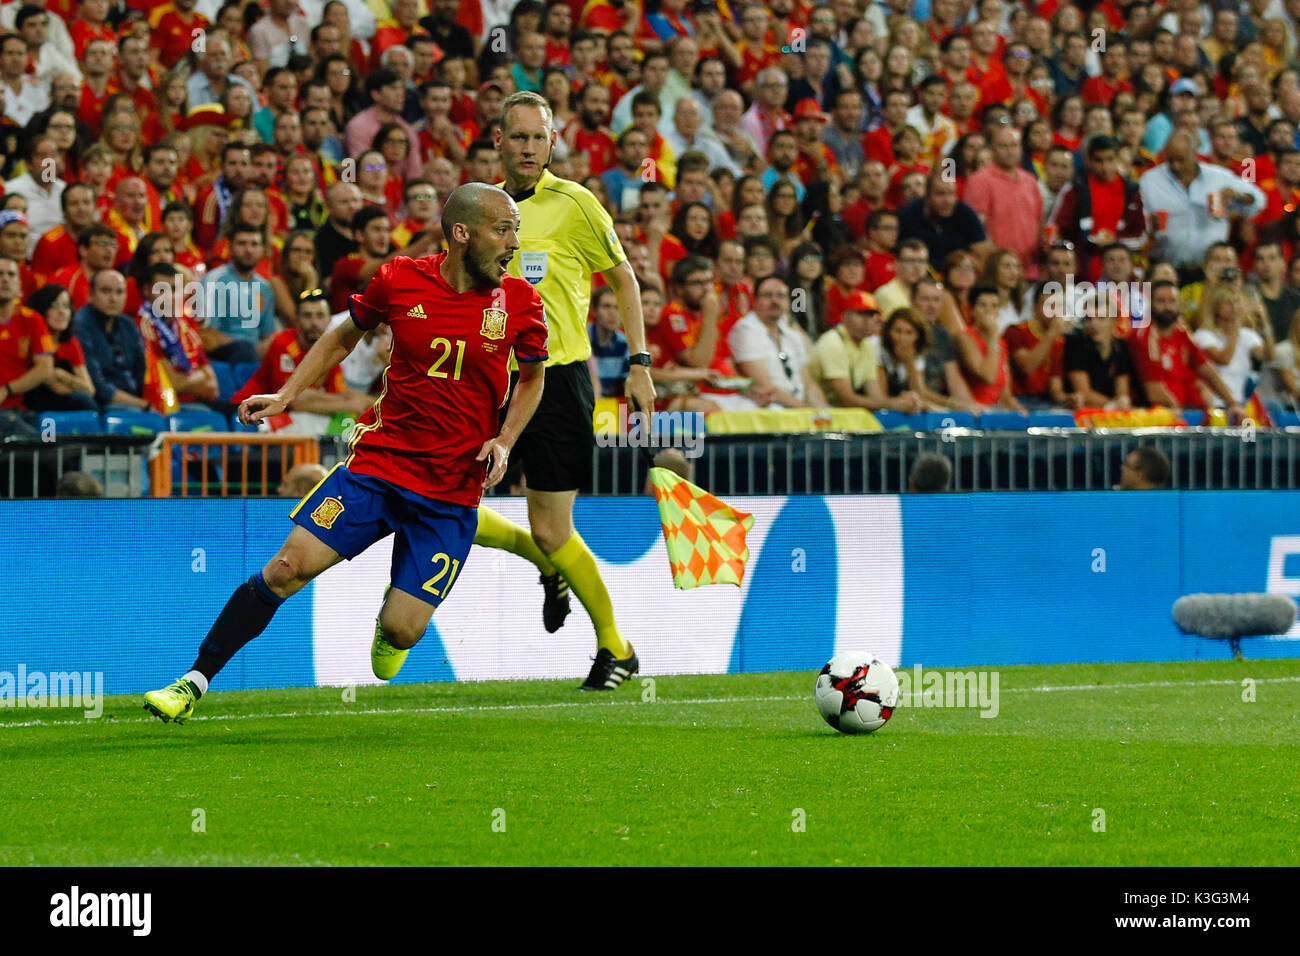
142, 184, 549, 723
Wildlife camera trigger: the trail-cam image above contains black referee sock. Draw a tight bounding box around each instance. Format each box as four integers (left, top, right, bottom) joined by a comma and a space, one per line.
191, 573, 286, 685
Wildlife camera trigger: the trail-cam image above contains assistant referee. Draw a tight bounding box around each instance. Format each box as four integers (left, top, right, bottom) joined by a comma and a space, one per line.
473, 90, 657, 691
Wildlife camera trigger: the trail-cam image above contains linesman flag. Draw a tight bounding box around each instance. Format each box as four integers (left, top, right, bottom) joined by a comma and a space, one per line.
649, 467, 755, 589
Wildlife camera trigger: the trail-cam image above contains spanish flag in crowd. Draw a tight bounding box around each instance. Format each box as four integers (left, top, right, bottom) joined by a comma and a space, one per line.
1245, 387, 1273, 427
649, 467, 754, 589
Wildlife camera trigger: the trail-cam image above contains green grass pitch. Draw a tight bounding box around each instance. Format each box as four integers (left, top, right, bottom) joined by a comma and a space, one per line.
2, 659, 1297, 866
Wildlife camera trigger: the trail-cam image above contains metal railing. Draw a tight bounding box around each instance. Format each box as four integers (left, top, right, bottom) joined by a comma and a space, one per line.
7, 428, 1300, 498
582, 427, 1300, 496
148, 433, 321, 497
0, 435, 154, 498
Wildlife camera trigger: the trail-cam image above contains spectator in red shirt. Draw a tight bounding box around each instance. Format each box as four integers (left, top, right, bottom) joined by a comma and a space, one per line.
1004, 282, 1070, 406
825, 247, 868, 328
231, 289, 372, 430
542, 0, 573, 66
733, 2, 781, 95
415, 79, 472, 166
1082, 35, 1133, 106
69, 0, 116, 59
1048, 135, 1145, 282
561, 81, 618, 176
714, 238, 753, 326
653, 254, 761, 409
967, 19, 1012, 107
370, 0, 428, 70
956, 284, 1025, 411
863, 89, 911, 167
50, 224, 119, 311
25, 284, 99, 411
0, 255, 56, 411
150, 0, 209, 70
1129, 280, 1244, 416
861, 210, 899, 291
842, 160, 891, 242
329, 206, 399, 314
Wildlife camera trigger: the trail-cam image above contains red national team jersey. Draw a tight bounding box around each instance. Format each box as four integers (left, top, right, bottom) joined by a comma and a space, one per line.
150, 6, 211, 69
1129, 324, 1208, 408
1003, 321, 1065, 397
0, 305, 55, 408
650, 299, 741, 389
568, 126, 618, 175
234, 328, 346, 403
346, 253, 548, 507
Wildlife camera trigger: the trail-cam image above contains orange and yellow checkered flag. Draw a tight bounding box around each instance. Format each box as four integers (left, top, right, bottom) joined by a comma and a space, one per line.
649, 467, 755, 589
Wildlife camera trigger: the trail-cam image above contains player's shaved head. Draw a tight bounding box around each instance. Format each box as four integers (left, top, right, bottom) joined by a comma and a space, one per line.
441, 182, 513, 241
441, 183, 520, 290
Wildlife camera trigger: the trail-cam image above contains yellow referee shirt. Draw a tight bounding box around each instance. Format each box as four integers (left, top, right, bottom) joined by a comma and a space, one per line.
501, 168, 626, 367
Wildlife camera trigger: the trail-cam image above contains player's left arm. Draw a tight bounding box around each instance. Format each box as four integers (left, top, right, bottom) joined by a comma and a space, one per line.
477, 359, 544, 488
238, 319, 368, 424
600, 259, 656, 413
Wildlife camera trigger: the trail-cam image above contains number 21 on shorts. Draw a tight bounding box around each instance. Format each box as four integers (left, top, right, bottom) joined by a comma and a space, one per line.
422, 551, 462, 599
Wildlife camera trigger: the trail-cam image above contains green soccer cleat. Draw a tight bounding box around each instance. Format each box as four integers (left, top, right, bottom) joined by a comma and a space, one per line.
371, 624, 409, 682
371, 585, 409, 680
143, 678, 200, 724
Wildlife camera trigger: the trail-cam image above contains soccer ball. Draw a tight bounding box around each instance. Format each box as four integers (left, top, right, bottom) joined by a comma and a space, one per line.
814, 652, 900, 734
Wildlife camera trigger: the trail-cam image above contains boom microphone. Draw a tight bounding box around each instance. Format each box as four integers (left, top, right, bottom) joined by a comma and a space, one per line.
1172, 593, 1298, 659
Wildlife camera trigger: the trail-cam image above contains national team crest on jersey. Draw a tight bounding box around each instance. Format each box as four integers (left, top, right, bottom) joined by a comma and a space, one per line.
311, 496, 345, 529
480, 307, 507, 340
520, 250, 548, 285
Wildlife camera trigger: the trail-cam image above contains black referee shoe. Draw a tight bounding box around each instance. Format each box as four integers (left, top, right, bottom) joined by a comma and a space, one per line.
578, 646, 639, 691
540, 572, 571, 633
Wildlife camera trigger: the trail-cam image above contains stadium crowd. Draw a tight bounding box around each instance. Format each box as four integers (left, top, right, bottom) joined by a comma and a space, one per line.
2, 0, 1300, 433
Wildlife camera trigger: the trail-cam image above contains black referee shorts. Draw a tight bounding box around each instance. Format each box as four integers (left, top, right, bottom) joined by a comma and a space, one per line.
513, 360, 594, 493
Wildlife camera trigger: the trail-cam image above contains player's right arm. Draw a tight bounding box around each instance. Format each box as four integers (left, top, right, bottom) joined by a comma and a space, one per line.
238, 319, 367, 424
478, 359, 545, 488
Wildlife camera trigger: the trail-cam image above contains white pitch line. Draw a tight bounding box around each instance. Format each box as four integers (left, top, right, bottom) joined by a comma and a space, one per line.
0, 674, 1297, 730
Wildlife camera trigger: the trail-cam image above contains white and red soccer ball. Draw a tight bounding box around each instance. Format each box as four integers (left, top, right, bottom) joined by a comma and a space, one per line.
814, 652, 900, 734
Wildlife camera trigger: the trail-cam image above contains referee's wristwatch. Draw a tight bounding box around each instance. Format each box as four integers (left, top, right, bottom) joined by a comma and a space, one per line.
628, 352, 653, 367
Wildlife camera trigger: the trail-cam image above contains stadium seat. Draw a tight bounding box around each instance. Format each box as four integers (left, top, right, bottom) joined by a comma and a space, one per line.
1277, 412, 1300, 428
211, 362, 238, 402
872, 410, 910, 430
919, 411, 976, 431
233, 362, 261, 391
977, 412, 1032, 430
169, 408, 230, 433
1026, 411, 1078, 429
1183, 410, 1204, 426
227, 414, 260, 433
103, 411, 169, 435
38, 411, 103, 435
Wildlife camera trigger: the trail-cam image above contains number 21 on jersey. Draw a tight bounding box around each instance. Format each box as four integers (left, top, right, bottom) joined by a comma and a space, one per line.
427, 337, 466, 380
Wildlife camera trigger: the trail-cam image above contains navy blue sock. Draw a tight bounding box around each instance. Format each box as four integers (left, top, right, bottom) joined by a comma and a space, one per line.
192, 573, 286, 685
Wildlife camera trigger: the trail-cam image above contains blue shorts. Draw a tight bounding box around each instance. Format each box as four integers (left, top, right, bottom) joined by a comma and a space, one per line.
289, 465, 476, 607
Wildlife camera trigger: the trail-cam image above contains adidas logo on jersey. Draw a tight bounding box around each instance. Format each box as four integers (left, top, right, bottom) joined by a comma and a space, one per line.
407, 304, 427, 317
